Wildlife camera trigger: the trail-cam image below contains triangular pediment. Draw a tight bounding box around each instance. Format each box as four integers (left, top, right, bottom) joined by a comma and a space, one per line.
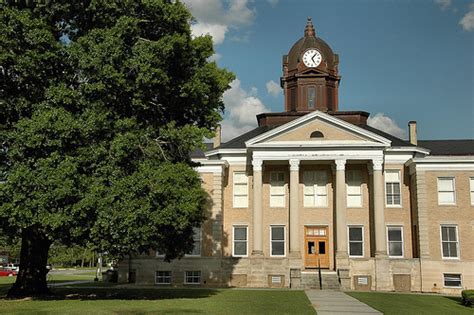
245, 111, 391, 148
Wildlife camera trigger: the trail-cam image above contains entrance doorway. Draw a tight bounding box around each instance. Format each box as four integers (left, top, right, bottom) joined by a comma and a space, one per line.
304, 226, 329, 269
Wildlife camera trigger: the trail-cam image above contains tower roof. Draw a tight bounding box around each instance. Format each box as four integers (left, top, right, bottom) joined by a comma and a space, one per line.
286, 18, 338, 74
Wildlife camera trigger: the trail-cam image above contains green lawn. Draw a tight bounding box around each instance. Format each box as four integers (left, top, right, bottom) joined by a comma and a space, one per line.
0, 286, 315, 314
347, 291, 472, 315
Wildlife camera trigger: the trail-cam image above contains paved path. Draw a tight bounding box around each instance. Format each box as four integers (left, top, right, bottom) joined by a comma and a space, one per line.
305, 290, 382, 315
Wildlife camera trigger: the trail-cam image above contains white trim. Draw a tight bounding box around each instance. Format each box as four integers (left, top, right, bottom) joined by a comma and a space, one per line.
386, 226, 404, 258
303, 170, 328, 208
386, 146, 430, 155
205, 148, 247, 157
232, 225, 248, 257
346, 170, 363, 208
440, 225, 460, 260
245, 110, 392, 147
348, 225, 364, 258
469, 177, 474, 206
252, 149, 385, 162
155, 271, 172, 285
270, 225, 286, 257
437, 177, 456, 206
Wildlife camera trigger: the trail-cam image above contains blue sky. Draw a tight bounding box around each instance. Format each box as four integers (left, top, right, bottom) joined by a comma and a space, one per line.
184, 0, 474, 141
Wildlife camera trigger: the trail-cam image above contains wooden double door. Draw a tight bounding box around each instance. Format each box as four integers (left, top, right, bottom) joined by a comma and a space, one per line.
304, 226, 329, 269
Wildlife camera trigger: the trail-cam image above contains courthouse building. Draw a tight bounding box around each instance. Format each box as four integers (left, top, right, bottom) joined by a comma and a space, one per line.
119, 19, 474, 294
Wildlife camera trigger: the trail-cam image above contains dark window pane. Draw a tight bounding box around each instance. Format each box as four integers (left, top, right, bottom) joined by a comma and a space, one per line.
389, 242, 402, 256
272, 227, 284, 240
272, 241, 284, 255
448, 227, 456, 241
308, 241, 315, 254
349, 227, 363, 241
441, 227, 448, 240
318, 241, 326, 254
350, 242, 363, 256
234, 228, 247, 240
388, 229, 402, 241
308, 87, 315, 109
449, 243, 458, 257
442, 242, 449, 257
234, 242, 247, 256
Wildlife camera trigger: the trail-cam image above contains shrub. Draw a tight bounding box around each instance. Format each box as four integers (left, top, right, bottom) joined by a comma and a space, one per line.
461, 290, 474, 306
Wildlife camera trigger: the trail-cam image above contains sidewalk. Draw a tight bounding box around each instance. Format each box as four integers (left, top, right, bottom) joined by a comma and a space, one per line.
305, 290, 382, 315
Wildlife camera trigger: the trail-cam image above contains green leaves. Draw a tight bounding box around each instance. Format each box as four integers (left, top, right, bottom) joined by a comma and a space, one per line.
1, 0, 234, 262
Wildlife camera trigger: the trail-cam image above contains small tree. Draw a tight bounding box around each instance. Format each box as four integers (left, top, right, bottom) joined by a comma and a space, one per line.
0, 0, 233, 297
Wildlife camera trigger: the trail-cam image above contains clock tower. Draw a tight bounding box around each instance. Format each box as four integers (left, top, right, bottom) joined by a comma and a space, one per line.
281, 18, 341, 112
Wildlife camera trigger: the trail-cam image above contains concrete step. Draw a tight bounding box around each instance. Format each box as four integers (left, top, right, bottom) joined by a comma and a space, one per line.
301, 271, 340, 290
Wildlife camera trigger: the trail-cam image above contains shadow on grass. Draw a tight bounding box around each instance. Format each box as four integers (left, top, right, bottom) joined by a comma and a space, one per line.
1, 285, 221, 301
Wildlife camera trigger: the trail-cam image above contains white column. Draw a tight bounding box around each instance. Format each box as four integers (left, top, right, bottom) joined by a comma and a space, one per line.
335, 159, 348, 258
289, 159, 300, 255
372, 159, 387, 256
252, 159, 263, 255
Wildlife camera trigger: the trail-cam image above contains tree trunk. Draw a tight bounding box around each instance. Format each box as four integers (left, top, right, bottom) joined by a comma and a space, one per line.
7, 228, 52, 298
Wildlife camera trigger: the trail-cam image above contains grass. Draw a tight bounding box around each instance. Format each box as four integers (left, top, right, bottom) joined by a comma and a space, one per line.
0, 287, 315, 314
347, 291, 472, 315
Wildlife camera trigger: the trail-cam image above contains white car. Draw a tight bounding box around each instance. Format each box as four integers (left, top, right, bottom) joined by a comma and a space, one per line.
5, 264, 19, 272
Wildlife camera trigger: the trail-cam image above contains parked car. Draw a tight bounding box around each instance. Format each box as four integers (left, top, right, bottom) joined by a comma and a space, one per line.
0, 269, 17, 277
4, 263, 19, 272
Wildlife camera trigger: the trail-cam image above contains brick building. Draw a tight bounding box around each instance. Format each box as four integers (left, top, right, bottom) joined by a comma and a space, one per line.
118, 18, 474, 294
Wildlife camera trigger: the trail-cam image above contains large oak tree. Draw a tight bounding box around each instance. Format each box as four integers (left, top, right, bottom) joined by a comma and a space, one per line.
0, 0, 233, 297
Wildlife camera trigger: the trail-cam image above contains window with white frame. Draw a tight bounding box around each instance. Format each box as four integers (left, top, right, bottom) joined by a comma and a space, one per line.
184, 271, 201, 284
270, 172, 285, 207
347, 170, 362, 207
270, 226, 285, 256
437, 177, 456, 205
441, 225, 459, 259
233, 226, 248, 257
155, 271, 171, 284
186, 227, 201, 256
387, 226, 404, 257
443, 273, 462, 287
385, 170, 401, 206
233, 172, 248, 208
348, 226, 364, 257
470, 178, 474, 205
303, 171, 328, 207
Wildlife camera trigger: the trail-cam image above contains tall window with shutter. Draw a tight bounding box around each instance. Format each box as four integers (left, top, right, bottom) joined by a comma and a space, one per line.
347, 170, 362, 207
385, 170, 401, 206
270, 172, 285, 207
303, 170, 328, 207
437, 177, 455, 205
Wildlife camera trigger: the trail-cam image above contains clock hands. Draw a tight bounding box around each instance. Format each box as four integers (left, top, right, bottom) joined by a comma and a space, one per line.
311, 52, 317, 65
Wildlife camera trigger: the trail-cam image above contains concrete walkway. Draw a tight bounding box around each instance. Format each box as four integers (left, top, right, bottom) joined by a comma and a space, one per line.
305, 290, 382, 315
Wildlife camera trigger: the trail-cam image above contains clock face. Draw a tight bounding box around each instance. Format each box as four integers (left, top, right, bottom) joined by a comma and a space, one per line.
302, 49, 322, 68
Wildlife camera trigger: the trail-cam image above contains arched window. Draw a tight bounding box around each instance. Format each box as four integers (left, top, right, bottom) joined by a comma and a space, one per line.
310, 131, 324, 138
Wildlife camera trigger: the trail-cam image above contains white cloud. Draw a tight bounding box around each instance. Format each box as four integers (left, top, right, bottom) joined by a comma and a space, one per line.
460, 3, 474, 31
267, 0, 279, 7
221, 79, 271, 141
183, 0, 256, 45
367, 113, 407, 140
266, 80, 281, 97
434, 0, 452, 10
208, 53, 222, 62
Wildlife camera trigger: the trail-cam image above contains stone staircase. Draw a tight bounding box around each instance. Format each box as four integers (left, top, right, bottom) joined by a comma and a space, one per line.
301, 271, 340, 290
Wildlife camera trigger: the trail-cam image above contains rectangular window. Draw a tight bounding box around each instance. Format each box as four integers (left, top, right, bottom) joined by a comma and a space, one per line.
270, 226, 285, 256
385, 170, 401, 206
155, 271, 171, 284
290, 88, 296, 111
303, 171, 328, 207
185, 271, 201, 284
307, 86, 316, 109
441, 225, 459, 259
443, 274, 462, 287
437, 177, 455, 205
186, 227, 201, 256
387, 226, 404, 257
233, 226, 248, 257
233, 172, 248, 208
348, 226, 364, 257
347, 170, 362, 207
470, 178, 474, 205
270, 172, 285, 207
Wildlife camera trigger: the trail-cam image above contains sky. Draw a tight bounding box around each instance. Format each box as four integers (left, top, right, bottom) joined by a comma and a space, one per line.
183, 0, 474, 142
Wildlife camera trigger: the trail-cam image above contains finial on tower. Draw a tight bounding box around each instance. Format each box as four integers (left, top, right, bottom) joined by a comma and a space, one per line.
304, 17, 316, 37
